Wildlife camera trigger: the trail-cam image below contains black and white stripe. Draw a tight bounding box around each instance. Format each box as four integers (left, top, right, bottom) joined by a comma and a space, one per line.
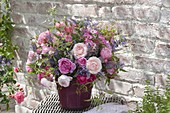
32, 94, 126, 113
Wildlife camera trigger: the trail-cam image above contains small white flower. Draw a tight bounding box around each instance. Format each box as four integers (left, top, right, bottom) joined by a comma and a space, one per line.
58, 75, 73, 87
72, 43, 88, 59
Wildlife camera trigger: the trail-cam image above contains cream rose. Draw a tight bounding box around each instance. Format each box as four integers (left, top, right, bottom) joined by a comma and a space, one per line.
72, 43, 87, 59
86, 57, 102, 74
58, 75, 73, 87
40, 78, 53, 88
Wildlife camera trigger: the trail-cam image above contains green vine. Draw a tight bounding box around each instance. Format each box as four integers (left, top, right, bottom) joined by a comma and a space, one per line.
0, 0, 17, 58
129, 75, 170, 113
0, 0, 17, 111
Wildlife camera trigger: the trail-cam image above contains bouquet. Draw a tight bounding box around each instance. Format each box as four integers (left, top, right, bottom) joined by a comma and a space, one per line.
26, 18, 126, 88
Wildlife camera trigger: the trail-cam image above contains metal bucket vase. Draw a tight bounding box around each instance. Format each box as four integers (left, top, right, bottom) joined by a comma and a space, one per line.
57, 79, 93, 110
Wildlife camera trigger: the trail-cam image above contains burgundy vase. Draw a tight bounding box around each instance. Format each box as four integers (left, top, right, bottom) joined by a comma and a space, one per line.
57, 79, 93, 110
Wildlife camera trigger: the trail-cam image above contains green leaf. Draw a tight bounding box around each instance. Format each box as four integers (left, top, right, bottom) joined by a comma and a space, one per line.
119, 68, 127, 72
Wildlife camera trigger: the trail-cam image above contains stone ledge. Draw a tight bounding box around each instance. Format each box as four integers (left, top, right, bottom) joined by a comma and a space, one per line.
15, 105, 32, 113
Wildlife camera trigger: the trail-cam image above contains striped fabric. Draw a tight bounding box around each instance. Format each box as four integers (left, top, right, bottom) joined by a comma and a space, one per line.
32, 94, 126, 113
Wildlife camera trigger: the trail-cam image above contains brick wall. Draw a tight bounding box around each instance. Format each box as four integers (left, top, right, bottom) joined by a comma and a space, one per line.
10, 0, 170, 112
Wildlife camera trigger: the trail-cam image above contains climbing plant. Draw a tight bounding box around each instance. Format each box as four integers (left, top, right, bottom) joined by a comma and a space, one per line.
0, 0, 18, 110
129, 74, 170, 113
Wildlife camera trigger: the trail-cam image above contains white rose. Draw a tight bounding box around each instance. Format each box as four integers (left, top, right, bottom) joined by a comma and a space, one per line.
72, 43, 87, 59
86, 57, 102, 74
40, 78, 53, 88
58, 75, 73, 87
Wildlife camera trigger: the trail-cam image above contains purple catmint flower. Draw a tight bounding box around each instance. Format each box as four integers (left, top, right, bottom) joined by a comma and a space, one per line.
90, 29, 98, 34
83, 32, 93, 39
105, 61, 116, 69
49, 58, 56, 67
54, 69, 60, 75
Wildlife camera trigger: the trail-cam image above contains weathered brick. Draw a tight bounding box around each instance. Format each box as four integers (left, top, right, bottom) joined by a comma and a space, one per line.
164, 61, 170, 75
21, 97, 40, 109
130, 38, 155, 54
133, 6, 160, 22
53, 3, 70, 16
86, 0, 135, 4
23, 14, 53, 26
127, 101, 139, 111
13, 45, 29, 62
162, 0, 170, 8
155, 43, 170, 58
116, 53, 133, 66
98, 7, 112, 19
114, 21, 134, 36
68, 4, 97, 17
81, 0, 116, 4
112, 6, 133, 19
161, 8, 170, 24
96, 79, 133, 95
133, 84, 145, 98
15, 73, 28, 84
115, 0, 136, 4
117, 68, 154, 84
11, 0, 37, 13
159, 26, 170, 41
133, 56, 165, 73
36, 2, 52, 14
27, 26, 48, 37
13, 27, 31, 37
11, 12, 24, 24
12, 36, 24, 48
155, 74, 167, 87
134, 22, 160, 37
137, 0, 162, 6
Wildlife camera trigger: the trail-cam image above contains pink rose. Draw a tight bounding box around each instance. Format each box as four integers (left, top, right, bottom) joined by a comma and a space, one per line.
100, 47, 112, 60
41, 46, 53, 54
65, 35, 72, 42
37, 72, 45, 80
38, 31, 51, 45
56, 31, 63, 37
58, 58, 76, 74
14, 92, 24, 104
25, 65, 33, 72
56, 21, 65, 28
86, 57, 102, 74
47, 73, 54, 81
77, 57, 86, 66
60, 21, 65, 27
55, 22, 60, 28
64, 26, 73, 33
13, 67, 19, 73
85, 38, 96, 47
72, 43, 88, 59
45, 66, 50, 70
88, 74, 97, 82
77, 74, 87, 84
36, 49, 42, 54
